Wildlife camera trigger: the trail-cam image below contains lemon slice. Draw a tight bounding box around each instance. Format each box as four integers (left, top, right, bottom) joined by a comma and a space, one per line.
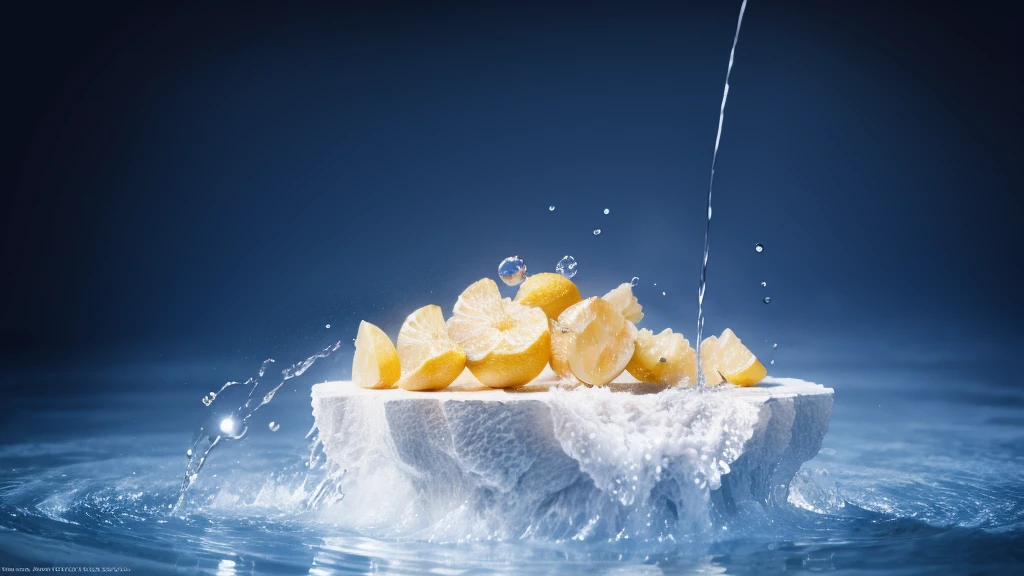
602, 283, 644, 324
352, 320, 401, 389
513, 273, 583, 320
557, 297, 638, 386
447, 278, 550, 388
396, 305, 467, 391
699, 329, 766, 387
549, 319, 580, 384
699, 335, 724, 385
626, 328, 697, 386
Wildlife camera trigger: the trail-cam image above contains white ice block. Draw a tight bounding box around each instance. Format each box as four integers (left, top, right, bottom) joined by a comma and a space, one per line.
310, 370, 833, 540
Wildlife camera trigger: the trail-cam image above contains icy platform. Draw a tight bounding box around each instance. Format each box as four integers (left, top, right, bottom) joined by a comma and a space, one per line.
310, 370, 833, 540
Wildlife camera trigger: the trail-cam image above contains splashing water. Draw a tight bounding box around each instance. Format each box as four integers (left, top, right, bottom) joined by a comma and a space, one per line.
695, 0, 749, 391
173, 341, 342, 511
498, 255, 527, 286
556, 255, 578, 278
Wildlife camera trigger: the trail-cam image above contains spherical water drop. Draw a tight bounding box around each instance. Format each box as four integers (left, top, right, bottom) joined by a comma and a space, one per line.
662, 291, 666, 296
325, 324, 331, 329
770, 359, 775, 365
603, 208, 610, 215
755, 243, 764, 253
186, 449, 193, 457
773, 343, 778, 348
630, 276, 639, 287
269, 422, 280, 432
555, 255, 577, 279
593, 229, 601, 236
549, 205, 556, 212
498, 255, 527, 286
760, 281, 767, 288
763, 296, 771, 304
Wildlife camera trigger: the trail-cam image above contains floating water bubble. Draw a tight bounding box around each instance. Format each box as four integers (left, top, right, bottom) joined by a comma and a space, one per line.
269, 422, 280, 432
755, 243, 764, 253
763, 296, 771, 304
593, 229, 601, 236
498, 255, 527, 286
555, 255, 577, 279
662, 291, 666, 296
603, 208, 610, 215
760, 281, 767, 288
549, 205, 556, 212
325, 324, 331, 329
630, 276, 639, 287
770, 359, 775, 365
186, 449, 192, 457
773, 343, 778, 348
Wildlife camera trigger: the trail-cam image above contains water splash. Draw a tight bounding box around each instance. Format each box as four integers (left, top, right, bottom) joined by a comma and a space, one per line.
172, 341, 342, 512
695, 0, 749, 391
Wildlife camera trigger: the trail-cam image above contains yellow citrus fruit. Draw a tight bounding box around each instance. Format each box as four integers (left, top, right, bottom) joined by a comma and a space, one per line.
626, 328, 697, 386
351, 320, 401, 389
699, 335, 725, 385
549, 319, 580, 384
513, 272, 583, 320
396, 305, 466, 391
557, 297, 638, 386
447, 278, 551, 388
700, 329, 766, 387
602, 282, 644, 324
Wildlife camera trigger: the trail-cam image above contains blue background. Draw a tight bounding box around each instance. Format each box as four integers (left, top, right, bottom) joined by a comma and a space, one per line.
1, 0, 1021, 395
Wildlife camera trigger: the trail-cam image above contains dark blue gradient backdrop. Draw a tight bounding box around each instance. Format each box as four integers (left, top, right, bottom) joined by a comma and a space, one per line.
1, 1, 1021, 395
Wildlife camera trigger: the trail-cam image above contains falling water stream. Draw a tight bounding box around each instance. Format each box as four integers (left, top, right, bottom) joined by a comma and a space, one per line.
695, 0, 749, 390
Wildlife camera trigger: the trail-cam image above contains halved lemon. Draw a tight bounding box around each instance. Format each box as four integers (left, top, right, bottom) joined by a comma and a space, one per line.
557, 297, 638, 386
352, 320, 401, 389
396, 305, 467, 391
626, 328, 697, 386
602, 283, 644, 324
700, 329, 766, 387
513, 272, 583, 320
447, 278, 550, 388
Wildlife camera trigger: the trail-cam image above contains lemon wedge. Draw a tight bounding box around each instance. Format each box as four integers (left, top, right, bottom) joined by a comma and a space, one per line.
549, 319, 580, 384
602, 283, 644, 324
513, 272, 583, 320
700, 329, 766, 387
626, 328, 697, 386
396, 305, 466, 391
557, 297, 638, 386
447, 278, 550, 388
351, 320, 401, 389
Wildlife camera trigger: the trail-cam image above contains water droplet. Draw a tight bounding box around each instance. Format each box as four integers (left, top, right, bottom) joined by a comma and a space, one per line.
593, 229, 601, 236
498, 255, 527, 286
755, 243, 764, 253
708, 206, 713, 219
770, 359, 775, 365
630, 276, 639, 287
763, 296, 771, 304
269, 422, 280, 432
325, 324, 331, 329
555, 255, 578, 279
603, 208, 610, 215
186, 449, 193, 457
760, 281, 766, 288
548, 205, 556, 212
658, 357, 667, 363
773, 343, 778, 348
662, 291, 666, 296
201, 391, 217, 407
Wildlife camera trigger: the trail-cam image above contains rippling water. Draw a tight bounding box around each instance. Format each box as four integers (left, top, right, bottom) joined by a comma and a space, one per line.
2, 362, 1023, 574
